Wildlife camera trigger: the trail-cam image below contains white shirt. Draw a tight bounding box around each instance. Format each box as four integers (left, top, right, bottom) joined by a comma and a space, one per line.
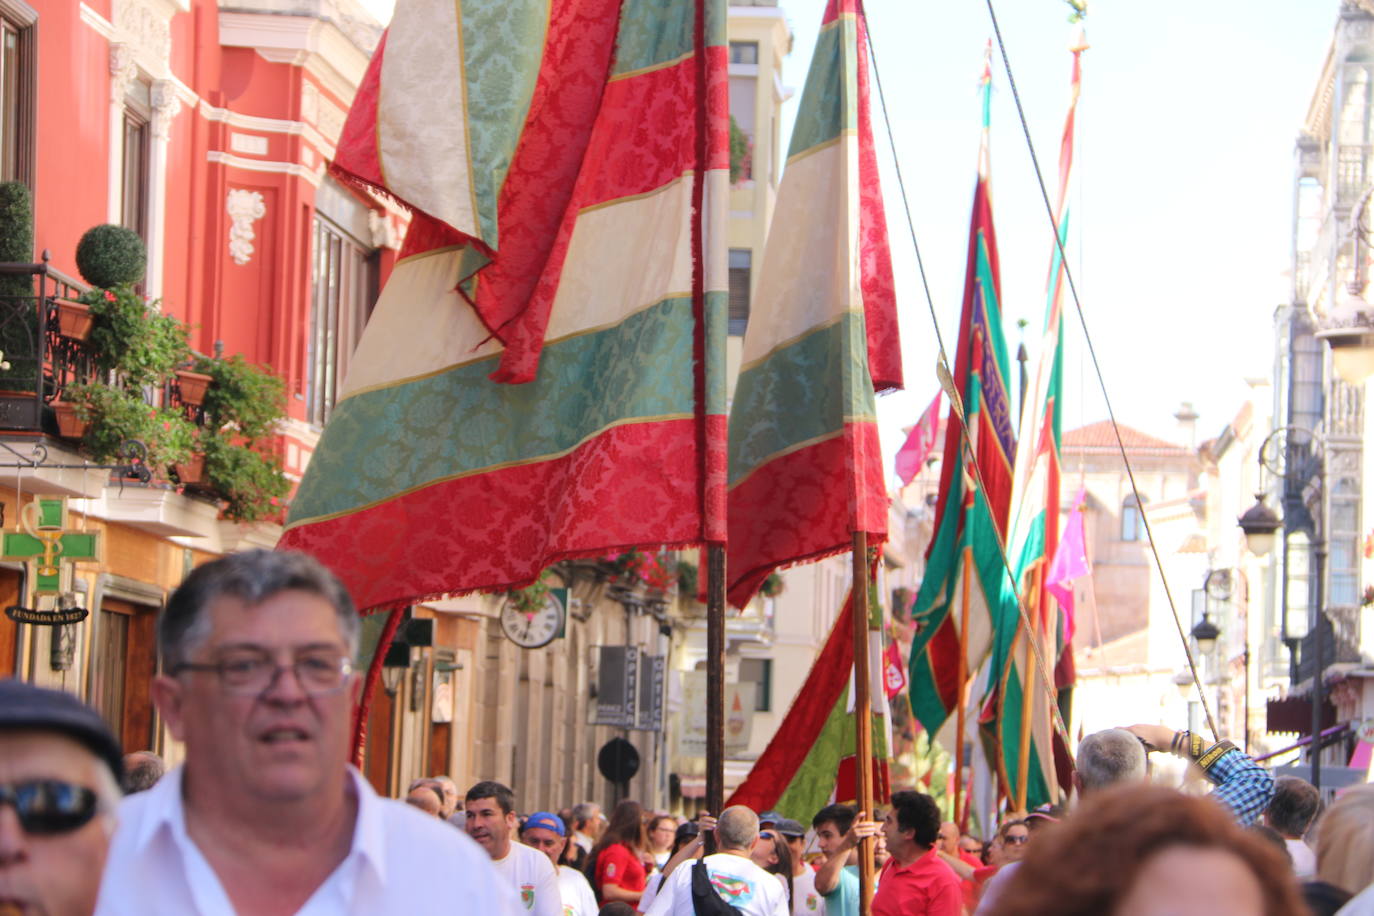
644, 852, 790, 916
791, 867, 825, 916
1284, 837, 1316, 878
1338, 883, 1374, 916
95, 766, 519, 916
573, 831, 594, 855
557, 864, 600, 916
492, 841, 562, 916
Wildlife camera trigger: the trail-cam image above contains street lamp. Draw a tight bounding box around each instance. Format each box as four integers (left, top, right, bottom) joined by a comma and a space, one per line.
1237, 495, 1281, 558
1190, 613, 1220, 655
1237, 425, 1328, 792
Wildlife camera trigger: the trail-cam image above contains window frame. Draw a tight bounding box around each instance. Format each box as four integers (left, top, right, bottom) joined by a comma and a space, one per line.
0, 0, 36, 188
728, 247, 751, 337
307, 209, 378, 426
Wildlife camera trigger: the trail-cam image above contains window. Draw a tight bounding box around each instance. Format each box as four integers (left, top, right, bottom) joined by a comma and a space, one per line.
739, 657, 772, 712
729, 41, 758, 65
1329, 477, 1360, 606
121, 80, 151, 240
308, 191, 379, 425
728, 248, 751, 336
0, 0, 36, 185
1120, 495, 1146, 542
1289, 327, 1323, 434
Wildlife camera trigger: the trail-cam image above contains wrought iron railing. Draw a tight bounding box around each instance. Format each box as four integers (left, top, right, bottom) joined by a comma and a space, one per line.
0, 251, 202, 437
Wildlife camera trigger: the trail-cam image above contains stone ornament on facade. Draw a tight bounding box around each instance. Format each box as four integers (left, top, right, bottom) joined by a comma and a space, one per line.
109, 43, 139, 104
226, 189, 267, 266
150, 79, 182, 141
113, 0, 172, 71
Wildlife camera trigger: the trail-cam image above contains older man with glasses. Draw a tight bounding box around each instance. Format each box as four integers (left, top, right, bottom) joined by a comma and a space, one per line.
95, 549, 517, 916
0, 679, 123, 916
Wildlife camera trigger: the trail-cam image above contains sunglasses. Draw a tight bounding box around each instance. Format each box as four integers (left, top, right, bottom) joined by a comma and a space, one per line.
1004, 834, 1029, 845
0, 780, 101, 835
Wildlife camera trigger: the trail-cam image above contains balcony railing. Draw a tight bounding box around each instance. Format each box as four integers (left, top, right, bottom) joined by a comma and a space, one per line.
0, 252, 203, 440
0, 252, 96, 432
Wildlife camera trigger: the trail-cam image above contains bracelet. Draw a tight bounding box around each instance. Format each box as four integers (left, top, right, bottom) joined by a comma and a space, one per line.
1169, 730, 1185, 754
1197, 740, 1237, 771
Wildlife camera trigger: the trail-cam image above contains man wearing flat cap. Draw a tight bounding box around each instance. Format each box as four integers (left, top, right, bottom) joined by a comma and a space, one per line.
0, 678, 124, 916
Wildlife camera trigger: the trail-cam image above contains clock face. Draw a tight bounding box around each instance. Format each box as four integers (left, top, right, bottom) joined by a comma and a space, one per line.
500, 591, 565, 649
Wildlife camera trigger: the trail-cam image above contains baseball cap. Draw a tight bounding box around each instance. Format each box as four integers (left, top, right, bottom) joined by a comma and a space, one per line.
773, 818, 806, 838
675, 821, 700, 843
524, 811, 566, 836
758, 810, 781, 826
0, 679, 123, 784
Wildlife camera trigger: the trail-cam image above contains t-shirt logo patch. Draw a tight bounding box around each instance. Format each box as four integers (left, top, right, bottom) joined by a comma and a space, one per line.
710, 873, 756, 905
806, 893, 818, 910
521, 885, 534, 909
606, 863, 616, 877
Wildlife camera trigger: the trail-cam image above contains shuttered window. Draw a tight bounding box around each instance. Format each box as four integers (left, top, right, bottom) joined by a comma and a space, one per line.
728, 248, 751, 337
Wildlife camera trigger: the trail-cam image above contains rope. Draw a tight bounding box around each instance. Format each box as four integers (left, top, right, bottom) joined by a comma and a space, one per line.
865, 17, 1075, 770
983, 0, 1219, 741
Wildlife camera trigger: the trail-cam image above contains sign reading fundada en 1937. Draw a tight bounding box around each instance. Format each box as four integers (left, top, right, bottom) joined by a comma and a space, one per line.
0, 496, 101, 626
5, 604, 89, 625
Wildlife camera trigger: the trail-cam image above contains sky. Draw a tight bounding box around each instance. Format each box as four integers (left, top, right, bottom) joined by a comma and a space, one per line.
357, 0, 1337, 479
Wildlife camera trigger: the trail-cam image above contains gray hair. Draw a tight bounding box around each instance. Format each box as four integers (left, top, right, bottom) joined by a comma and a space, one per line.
1076, 728, 1147, 793
159, 549, 359, 669
716, 805, 759, 851
571, 802, 602, 828
121, 750, 165, 794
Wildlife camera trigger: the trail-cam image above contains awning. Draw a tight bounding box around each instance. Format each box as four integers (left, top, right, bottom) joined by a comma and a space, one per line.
1266, 695, 1337, 736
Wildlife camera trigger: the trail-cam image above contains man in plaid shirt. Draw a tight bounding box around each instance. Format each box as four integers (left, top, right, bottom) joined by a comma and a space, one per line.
1120, 724, 1274, 825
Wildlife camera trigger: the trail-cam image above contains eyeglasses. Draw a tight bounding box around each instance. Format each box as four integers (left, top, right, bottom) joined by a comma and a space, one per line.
0, 781, 100, 834
173, 649, 354, 695
1004, 834, 1029, 845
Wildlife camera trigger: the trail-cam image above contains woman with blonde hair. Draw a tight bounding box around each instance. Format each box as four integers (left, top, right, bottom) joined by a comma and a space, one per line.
1305, 785, 1374, 915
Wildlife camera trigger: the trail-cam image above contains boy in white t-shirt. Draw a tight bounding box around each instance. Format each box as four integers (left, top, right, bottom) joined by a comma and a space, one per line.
773, 818, 824, 916
644, 807, 789, 916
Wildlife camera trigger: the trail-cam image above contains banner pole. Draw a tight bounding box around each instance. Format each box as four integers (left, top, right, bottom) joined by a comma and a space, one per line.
852, 532, 874, 915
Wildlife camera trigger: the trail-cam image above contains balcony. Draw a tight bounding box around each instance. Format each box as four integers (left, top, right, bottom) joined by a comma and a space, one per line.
0, 253, 95, 435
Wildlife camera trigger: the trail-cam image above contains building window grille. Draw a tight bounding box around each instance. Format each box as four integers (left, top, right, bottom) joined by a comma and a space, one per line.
307, 213, 377, 425
728, 248, 751, 336
0, 1, 35, 186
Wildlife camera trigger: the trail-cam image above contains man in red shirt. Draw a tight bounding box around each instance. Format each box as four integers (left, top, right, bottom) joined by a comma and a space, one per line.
872, 791, 962, 916
934, 821, 982, 912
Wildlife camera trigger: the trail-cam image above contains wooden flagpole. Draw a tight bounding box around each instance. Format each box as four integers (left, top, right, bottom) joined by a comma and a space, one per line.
706, 544, 726, 818
1014, 567, 1042, 811
954, 544, 973, 822
852, 532, 875, 915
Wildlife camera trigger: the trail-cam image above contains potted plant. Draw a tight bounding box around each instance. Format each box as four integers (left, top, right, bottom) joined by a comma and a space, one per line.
174, 366, 213, 407
64, 383, 197, 477
55, 299, 94, 341
193, 353, 290, 522
202, 435, 290, 522
51, 398, 88, 439
81, 285, 190, 388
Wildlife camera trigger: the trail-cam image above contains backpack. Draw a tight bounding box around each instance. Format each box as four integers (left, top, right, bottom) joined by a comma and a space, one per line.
691, 859, 742, 916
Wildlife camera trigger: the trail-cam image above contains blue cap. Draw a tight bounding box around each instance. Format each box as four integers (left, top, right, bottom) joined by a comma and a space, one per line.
524, 811, 566, 836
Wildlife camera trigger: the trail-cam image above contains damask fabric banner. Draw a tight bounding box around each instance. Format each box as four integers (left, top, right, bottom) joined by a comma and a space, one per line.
279, 0, 730, 610
724, 0, 901, 609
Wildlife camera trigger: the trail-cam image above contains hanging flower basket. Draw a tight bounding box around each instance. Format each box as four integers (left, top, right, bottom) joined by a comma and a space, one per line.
175, 369, 213, 407
175, 453, 206, 485
56, 300, 94, 341
52, 400, 88, 439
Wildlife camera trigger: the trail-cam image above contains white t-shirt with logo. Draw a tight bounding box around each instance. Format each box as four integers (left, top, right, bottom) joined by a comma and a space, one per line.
791, 867, 825, 916
557, 864, 599, 916
491, 842, 562, 916
644, 852, 789, 916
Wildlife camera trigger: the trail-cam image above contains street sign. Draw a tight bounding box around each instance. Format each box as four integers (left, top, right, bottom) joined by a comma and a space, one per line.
593, 646, 639, 727
5, 604, 88, 625
679, 671, 754, 756
0, 497, 101, 595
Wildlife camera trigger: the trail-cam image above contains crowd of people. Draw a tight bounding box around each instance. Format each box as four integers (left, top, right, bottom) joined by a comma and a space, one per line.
1, 549, 1372, 915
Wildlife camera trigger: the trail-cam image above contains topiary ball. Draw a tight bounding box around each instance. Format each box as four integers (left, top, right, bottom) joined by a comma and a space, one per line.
75, 224, 146, 289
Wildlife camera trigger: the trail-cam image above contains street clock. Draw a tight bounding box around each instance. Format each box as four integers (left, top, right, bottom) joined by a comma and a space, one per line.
499, 589, 566, 649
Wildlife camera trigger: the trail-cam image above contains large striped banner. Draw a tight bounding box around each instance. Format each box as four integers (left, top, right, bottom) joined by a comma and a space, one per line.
725, 0, 901, 608
280, 0, 729, 609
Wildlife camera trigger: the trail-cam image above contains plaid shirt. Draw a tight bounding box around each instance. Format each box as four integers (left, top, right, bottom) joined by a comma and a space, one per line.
1205, 747, 1274, 826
